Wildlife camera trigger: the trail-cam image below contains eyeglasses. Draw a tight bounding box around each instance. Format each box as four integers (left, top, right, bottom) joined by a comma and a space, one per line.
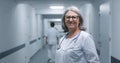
65, 16, 79, 20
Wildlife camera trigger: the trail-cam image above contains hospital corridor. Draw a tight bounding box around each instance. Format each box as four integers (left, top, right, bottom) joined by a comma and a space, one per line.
0, 0, 120, 63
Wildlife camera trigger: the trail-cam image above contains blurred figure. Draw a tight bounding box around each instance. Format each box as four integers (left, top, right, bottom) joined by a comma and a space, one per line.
55, 6, 100, 63
46, 22, 59, 63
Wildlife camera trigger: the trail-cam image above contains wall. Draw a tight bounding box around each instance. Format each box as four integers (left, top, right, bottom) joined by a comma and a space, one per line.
89, 2, 100, 51
111, 0, 120, 61
0, 1, 42, 63
0, 1, 26, 63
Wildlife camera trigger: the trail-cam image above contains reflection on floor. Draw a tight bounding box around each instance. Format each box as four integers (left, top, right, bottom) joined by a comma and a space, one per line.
29, 46, 49, 63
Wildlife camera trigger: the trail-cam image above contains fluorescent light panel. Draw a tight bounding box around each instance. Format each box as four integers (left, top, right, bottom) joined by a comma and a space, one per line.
50, 6, 64, 9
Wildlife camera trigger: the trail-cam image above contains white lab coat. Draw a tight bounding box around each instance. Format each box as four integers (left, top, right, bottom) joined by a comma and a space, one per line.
46, 27, 59, 45
55, 31, 100, 63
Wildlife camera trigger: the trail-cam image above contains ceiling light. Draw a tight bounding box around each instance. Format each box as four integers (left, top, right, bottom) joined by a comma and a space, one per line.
50, 6, 64, 9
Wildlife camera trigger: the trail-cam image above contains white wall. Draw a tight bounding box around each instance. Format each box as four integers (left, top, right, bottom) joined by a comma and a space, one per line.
0, 1, 27, 63
89, 2, 100, 50
99, 2, 111, 63
36, 14, 43, 49
0, 1, 42, 63
111, 0, 120, 60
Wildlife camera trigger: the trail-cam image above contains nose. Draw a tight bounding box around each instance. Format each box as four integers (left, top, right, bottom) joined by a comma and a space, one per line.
69, 17, 73, 22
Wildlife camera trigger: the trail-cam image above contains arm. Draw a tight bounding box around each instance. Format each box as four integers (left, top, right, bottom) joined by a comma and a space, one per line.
46, 36, 48, 45
57, 36, 59, 45
83, 35, 100, 63
56, 30, 59, 45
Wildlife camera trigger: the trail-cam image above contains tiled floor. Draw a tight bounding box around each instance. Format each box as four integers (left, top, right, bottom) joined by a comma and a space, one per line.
29, 46, 49, 63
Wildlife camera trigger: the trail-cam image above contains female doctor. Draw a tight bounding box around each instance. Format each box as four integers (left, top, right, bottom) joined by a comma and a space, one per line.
55, 6, 100, 63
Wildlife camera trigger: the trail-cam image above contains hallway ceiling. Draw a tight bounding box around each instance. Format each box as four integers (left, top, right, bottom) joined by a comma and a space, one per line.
14, 0, 109, 19
15, 0, 108, 15
16, 0, 94, 10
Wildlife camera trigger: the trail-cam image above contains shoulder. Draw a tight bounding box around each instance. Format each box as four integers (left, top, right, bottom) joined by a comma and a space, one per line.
60, 35, 65, 41
78, 31, 94, 42
80, 31, 91, 38
79, 31, 95, 47
52, 28, 58, 31
47, 28, 51, 31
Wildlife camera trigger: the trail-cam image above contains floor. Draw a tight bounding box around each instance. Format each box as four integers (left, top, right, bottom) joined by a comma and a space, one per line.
29, 46, 50, 63
28, 45, 101, 63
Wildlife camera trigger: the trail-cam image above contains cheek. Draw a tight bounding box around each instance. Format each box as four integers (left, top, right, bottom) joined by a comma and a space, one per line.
77, 23, 80, 26
65, 20, 70, 24
64, 21, 67, 24
77, 21, 80, 25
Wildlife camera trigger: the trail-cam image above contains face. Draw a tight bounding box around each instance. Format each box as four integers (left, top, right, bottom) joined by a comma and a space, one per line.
65, 11, 80, 31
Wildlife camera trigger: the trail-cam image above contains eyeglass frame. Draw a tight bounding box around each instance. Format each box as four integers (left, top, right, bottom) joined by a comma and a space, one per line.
65, 16, 79, 21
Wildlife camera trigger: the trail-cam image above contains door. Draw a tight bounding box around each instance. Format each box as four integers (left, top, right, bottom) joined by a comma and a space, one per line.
99, 2, 111, 63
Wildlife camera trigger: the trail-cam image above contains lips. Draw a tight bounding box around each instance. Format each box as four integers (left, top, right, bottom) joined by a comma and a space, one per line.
68, 21, 75, 25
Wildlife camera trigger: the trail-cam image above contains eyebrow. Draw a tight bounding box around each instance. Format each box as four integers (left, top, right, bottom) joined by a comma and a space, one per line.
65, 15, 78, 16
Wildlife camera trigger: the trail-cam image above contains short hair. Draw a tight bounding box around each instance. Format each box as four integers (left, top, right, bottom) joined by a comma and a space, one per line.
62, 6, 83, 32
50, 22, 55, 27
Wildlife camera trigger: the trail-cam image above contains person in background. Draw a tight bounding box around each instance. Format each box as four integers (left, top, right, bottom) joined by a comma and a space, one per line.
55, 6, 100, 63
46, 22, 59, 63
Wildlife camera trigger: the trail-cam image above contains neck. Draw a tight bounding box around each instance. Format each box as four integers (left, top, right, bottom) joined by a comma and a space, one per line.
67, 28, 80, 38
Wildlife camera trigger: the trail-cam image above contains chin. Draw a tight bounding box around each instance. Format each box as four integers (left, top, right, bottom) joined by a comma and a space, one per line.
69, 26, 75, 28
68, 27, 75, 30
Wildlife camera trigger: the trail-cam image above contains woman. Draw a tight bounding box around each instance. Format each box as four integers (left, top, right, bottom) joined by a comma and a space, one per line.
55, 6, 100, 63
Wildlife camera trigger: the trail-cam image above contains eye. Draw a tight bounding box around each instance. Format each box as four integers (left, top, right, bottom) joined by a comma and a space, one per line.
72, 16, 76, 19
66, 16, 71, 19
65, 16, 79, 20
